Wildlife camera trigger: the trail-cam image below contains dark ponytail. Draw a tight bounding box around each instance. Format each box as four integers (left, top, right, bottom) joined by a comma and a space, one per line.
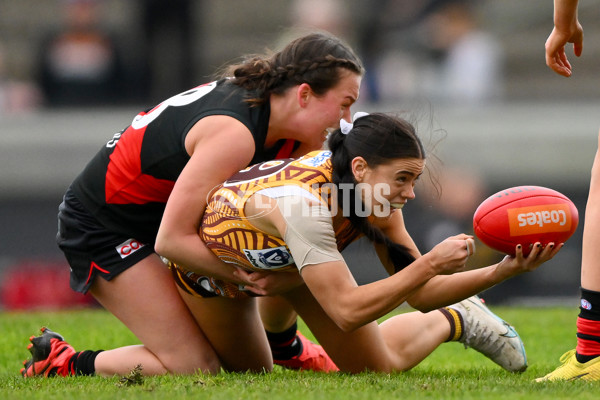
328, 113, 425, 272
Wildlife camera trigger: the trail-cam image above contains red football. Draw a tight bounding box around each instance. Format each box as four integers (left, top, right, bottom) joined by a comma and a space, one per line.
473, 186, 579, 256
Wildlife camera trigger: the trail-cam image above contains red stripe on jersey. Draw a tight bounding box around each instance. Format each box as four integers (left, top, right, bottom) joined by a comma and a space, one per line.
105, 127, 175, 204
275, 139, 296, 159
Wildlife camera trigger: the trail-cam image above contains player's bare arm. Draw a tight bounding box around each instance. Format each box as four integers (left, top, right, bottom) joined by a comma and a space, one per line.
156, 116, 256, 285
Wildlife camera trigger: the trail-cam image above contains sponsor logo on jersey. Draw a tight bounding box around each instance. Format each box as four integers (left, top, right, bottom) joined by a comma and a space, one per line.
106, 131, 123, 148
243, 247, 294, 270
116, 238, 145, 259
507, 204, 571, 236
300, 151, 331, 167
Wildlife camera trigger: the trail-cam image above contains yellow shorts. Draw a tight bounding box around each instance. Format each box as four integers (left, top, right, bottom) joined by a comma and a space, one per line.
168, 260, 256, 299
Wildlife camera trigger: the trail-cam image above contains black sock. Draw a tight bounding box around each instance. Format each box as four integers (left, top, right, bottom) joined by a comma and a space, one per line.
576, 288, 600, 363
266, 322, 302, 360
578, 287, 600, 321
68, 350, 103, 376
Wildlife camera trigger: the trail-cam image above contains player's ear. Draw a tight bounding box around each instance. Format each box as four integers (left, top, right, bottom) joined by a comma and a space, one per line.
297, 83, 312, 107
351, 157, 368, 182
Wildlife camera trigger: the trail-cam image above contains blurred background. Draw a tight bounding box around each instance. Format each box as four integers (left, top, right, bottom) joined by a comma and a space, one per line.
0, 0, 598, 309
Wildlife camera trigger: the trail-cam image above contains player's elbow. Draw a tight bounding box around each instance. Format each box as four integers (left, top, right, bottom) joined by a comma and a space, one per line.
154, 240, 167, 258
328, 303, 365, 332
406, 293, 436, 313
332, 315, 361, 333
154, 229, 173, 259
408, 301, 435, 313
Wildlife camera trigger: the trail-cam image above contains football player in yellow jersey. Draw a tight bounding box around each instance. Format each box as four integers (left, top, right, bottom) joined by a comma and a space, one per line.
168, 112, 562, 374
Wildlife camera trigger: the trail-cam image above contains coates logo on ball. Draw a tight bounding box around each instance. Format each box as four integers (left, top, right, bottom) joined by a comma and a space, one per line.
473, 186, 579, 256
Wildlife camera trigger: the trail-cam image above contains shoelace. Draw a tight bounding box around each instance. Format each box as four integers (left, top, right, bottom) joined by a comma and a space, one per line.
559, 349, 576, 365
462, 320, 506, 358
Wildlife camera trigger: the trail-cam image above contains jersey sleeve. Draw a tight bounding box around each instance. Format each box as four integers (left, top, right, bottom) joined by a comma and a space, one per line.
276, 196, 344, 271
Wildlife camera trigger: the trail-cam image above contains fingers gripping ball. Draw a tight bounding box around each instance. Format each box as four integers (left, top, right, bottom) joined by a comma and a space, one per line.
473, 186, 578, 256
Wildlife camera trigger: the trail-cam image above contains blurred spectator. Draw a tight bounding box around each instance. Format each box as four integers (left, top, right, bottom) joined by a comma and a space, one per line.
139, 0, 195, 104
352, 0, 433, 103
419, 0, 504, 104
361, 0, 503, 105
289, 0, 349, 38
0, 42, 41, 114
278, 0, 352, 58
35, 0, 129, 107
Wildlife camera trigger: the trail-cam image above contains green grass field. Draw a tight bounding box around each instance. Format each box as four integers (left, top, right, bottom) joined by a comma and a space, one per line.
1, 305, 599, 399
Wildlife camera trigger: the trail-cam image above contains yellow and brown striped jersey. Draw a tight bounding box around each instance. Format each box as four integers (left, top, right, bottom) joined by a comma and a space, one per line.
201, 150, 360, 272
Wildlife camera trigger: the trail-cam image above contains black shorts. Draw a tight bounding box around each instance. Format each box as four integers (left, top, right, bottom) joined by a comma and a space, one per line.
56, 188, 154, 293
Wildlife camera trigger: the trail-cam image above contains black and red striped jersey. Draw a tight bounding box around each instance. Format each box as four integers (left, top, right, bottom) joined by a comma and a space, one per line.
69, 79, 295, 243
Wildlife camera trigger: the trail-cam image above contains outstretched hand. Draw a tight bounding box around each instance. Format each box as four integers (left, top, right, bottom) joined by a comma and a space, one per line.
497, 242, 563, 279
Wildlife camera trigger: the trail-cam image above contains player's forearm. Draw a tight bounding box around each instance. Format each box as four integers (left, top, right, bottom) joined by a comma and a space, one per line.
406, 266, 501, 312
155, 233, 245, 285
327, 256, 438, 331
554, 0, 579, 30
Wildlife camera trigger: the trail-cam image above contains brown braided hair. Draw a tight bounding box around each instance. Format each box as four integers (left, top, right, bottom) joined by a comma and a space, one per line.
221, 32, 364, 106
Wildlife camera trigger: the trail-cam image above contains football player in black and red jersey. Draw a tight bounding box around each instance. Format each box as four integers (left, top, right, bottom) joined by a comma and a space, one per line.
22, 32, 362, 377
